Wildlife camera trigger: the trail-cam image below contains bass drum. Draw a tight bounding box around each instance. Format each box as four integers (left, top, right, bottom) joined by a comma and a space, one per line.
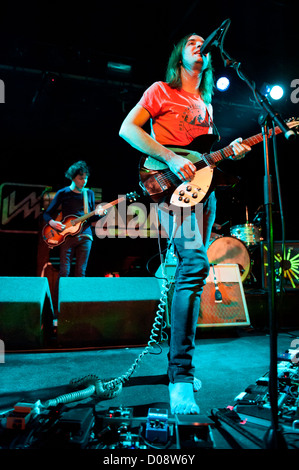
207, 236, 251, 282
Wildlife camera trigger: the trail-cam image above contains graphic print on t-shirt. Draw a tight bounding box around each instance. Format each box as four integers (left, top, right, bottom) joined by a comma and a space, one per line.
139, 82, 213, 146
179, 103, 211, 141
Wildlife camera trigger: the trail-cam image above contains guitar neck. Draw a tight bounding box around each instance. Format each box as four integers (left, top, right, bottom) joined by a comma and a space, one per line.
203, 125, 283, 167
74, 196, 126, 224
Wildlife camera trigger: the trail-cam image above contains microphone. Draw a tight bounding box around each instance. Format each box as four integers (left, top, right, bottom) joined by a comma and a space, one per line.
212, 265, 222, 303
200, 19, 231, 56
215, 286, 222, 303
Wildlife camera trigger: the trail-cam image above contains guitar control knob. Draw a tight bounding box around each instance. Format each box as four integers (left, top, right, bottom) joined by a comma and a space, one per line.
178, 196, 183, 201
186, 185, 192, 191
179, 190, 185, 196
184, 197, 190, 203
192, 192, 198, 198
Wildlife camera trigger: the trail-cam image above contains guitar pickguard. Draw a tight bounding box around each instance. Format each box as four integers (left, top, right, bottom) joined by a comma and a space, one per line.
139, 146, 214, 207
170, 166, 214, 207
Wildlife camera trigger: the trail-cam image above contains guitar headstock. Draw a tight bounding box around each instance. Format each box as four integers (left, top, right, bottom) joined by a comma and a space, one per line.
286, 117, 299, 131
126, 191, 140, 203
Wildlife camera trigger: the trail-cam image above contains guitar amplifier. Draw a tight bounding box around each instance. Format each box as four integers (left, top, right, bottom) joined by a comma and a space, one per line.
157, 263, 250, 328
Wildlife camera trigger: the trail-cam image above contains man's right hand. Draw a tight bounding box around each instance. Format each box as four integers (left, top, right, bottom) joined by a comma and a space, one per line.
167, 154, 197, 182
49, 220, 66, 231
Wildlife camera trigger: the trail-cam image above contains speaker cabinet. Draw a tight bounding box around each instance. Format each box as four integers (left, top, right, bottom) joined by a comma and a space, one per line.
57, 277, 162, 347
162, 264, 250, 328
0, 277, 54, 349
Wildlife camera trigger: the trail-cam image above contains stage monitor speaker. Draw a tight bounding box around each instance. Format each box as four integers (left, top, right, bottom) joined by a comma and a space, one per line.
163, 264, 250, 328
57, 277, 162, 348
261, 241, 299, 291
0, 277, 54, 349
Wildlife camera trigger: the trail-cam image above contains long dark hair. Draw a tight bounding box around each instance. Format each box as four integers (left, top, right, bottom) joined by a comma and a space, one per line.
165, 33, 214, 105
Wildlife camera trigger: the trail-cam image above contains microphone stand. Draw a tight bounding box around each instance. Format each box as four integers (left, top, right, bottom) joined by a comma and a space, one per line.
214, 41, 296, 449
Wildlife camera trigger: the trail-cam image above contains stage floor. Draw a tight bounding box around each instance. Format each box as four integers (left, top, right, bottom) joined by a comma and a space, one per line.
1, 328, 299, 451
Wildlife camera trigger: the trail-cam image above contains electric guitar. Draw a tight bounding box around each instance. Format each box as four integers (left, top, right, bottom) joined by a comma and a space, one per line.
42, 191, 139, 248
139, 118, 299, 208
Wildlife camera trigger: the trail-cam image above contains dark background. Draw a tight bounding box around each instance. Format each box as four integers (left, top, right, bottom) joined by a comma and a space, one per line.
0, 0, 298, 277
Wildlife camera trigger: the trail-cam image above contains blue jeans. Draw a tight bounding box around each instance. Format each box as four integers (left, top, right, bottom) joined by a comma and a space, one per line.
53, 235, 92, 310
59, 235, 92, 277
158, 192, 217, 383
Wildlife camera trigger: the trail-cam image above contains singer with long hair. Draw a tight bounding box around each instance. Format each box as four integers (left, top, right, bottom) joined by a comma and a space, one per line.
119, 33, 251, 414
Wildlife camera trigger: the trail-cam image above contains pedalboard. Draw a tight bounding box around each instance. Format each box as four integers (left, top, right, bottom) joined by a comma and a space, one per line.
0, 402, 215, 450
233, 347, 299, 429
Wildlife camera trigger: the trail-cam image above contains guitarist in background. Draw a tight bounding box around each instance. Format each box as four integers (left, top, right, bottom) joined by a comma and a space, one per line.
119, 33, 251, 415
43, 160, 101, 309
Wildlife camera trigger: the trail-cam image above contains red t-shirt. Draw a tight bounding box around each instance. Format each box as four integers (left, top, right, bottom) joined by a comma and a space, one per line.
138, 81, 214, 147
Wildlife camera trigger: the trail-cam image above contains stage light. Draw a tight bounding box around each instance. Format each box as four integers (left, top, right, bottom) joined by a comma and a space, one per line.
269, 85, 284, 100
262, 82, 284, 101
216, 76, 230, 92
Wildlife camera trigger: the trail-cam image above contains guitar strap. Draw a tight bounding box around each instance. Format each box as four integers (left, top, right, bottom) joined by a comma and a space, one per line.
83, 189, 89, 214
82, 188, 94, 241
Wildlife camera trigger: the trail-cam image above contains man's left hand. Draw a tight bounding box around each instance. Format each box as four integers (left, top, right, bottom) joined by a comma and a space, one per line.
95, 204, 107, 216
230, 137, 251, 160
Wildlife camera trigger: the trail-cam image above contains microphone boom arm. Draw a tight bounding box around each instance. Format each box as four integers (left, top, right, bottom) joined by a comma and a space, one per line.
210, 23, 295, 449
219, 45, 296, 141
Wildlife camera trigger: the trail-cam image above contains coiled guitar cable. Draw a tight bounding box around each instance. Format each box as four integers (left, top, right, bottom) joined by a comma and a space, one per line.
43, 209, 177, 409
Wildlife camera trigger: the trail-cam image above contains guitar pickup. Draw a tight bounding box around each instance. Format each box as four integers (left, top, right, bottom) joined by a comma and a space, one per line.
43, 229, 55, 240
154, 175, 168, 191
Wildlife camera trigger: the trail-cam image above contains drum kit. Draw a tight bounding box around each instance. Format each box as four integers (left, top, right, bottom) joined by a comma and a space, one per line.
163, 205, 264, 285
208, 206, 263, 284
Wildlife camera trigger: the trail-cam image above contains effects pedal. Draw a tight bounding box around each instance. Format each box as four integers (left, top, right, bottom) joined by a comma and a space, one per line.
145, 408, 169, 443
